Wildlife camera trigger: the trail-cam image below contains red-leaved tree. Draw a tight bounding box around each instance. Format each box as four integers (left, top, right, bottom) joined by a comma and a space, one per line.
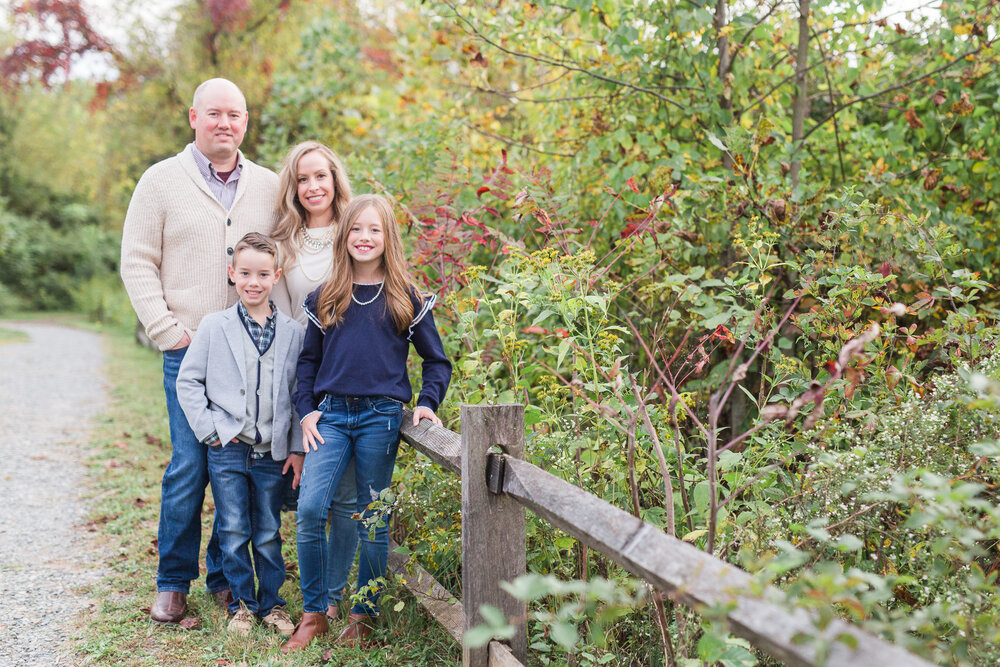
1, 0, 115, 89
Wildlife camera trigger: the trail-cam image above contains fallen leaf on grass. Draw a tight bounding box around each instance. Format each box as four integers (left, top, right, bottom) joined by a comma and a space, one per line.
321, 648, 333, 662
145, 434, 163, 446
81, 516, 116, 531
179, 617, 201, 630
31, 454, 47, 460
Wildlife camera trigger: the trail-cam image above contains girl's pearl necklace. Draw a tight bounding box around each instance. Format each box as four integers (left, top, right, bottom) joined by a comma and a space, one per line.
352, 281, 384, 306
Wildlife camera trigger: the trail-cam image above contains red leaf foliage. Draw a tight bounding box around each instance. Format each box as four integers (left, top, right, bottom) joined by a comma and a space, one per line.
207, 0, 251, 31
709, 325, 735, 344
904, 107, 924, 129
620, 222, 641, 239
2, 0, 114, 89
361, 46, 399, 74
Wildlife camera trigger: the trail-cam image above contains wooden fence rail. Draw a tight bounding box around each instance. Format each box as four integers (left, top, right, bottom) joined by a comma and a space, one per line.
393, 405, 932, 667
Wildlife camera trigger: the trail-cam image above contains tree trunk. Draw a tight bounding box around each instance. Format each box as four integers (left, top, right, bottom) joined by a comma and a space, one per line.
714, 0, 733, 171
790, 0, 811, 187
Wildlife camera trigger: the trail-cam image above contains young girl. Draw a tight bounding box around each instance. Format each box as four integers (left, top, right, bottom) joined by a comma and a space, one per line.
271, 141, 361, 622
282, 194, 451, 651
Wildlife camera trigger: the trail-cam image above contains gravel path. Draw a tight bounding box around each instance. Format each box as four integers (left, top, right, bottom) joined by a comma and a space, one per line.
0, 321, 107, 666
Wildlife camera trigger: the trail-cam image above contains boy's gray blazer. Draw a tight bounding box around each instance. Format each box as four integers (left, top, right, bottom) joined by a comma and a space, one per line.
177, 303, 305, 460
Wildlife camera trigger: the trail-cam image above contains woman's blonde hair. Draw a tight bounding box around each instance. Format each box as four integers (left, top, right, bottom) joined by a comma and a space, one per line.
272, 141, 352, 269
316, 194, 422, 333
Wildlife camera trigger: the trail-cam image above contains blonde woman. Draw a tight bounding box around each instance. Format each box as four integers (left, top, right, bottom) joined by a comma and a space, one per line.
271, 141, 356, 624
272, 141, 352, 321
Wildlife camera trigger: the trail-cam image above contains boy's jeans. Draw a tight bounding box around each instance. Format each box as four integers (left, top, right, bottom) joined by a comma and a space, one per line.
296, 396, 402, 616
157, 347, 227, 595
207, 443, 289, 616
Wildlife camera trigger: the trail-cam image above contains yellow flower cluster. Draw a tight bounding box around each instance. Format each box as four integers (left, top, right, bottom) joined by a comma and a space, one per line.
596, 331, 620, 353
563, 248, 596, 272
771, 354, 801, 377
509, 246, 560, 274
443, 290, 478, 314
535, 374, 570, 401
501, 332, 530, 356
732, 217, 780, 255
461, 264, 487, 281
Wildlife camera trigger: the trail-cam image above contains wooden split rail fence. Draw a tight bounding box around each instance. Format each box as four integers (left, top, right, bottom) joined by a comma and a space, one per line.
390, 404, 932, 667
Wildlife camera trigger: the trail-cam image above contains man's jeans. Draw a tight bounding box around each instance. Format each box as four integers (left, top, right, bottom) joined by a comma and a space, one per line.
296, 396, 402, 616
157, 347, 226, 595
207, 443, 288, 616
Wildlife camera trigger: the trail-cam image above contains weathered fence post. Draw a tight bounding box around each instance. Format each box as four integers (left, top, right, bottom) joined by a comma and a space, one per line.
461, 404, 527, 666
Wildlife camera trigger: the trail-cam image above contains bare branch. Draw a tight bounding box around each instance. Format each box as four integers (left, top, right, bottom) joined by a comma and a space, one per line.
800, 41, 994, 144
631, 375, 677, 537
443, 0, 692, 112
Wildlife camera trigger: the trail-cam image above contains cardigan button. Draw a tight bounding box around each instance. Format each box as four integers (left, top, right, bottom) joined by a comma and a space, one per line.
226, 218, 232, 226
227, 247, 234, 255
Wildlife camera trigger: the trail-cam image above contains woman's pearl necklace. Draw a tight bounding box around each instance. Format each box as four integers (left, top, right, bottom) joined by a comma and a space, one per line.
298, 224, 334, 253
352, 281, 384, 306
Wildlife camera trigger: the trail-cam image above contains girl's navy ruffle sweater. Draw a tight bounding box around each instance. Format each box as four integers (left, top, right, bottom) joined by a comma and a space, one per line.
293, 283, 452, 417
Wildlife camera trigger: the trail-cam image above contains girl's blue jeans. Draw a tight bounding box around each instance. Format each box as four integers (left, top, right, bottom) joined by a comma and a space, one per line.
327, 458, 359, 607
296, 395, 402, 616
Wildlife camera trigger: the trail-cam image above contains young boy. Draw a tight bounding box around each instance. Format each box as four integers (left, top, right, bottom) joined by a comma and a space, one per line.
177, 232, 304, 636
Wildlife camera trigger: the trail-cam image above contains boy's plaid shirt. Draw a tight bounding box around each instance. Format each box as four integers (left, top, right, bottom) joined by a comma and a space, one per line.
236, 301, 277, 354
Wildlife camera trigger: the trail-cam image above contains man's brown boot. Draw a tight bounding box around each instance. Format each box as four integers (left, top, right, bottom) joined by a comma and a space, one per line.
280, 612, 329, 652
335, 612, 374, 646
150, 591, 187, 624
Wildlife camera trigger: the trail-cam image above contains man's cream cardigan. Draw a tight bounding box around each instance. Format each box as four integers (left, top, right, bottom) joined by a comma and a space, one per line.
120, 145, 280, 351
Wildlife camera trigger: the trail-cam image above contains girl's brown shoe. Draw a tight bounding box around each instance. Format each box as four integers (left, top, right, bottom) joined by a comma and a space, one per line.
280, 612, 329, 652
336, 612, 374, 646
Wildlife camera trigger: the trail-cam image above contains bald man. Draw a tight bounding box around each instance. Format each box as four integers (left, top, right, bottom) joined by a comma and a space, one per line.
121, 78, 281, 623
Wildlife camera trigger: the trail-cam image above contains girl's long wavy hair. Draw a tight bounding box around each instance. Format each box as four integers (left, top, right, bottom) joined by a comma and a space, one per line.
272, 141, 352, 270
316, 194, 423, 333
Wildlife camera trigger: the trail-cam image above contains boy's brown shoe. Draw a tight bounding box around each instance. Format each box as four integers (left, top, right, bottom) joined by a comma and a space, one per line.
262, 607, 295, 636
335, 612, 374, 646
228, 608, 256, 637
150, 591, 186, 624
280, 612, 329, 652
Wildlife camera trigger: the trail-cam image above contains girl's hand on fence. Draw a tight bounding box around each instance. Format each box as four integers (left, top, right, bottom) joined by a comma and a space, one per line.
282, 453, 304, 488
301, 411, 324, 451
413, 406, 442, 427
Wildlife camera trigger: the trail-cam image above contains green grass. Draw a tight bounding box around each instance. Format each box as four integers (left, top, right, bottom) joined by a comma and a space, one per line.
0, 326, 29, 343
76, 324, 460, 666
